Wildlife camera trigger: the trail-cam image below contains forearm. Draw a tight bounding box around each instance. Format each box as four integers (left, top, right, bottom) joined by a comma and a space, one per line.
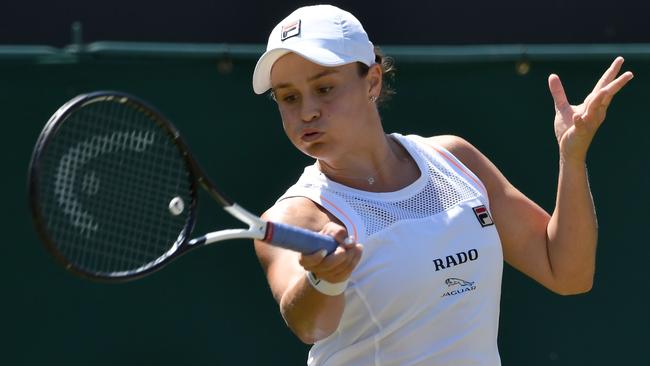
546, 157, 598, 294
280, 274, 345, 344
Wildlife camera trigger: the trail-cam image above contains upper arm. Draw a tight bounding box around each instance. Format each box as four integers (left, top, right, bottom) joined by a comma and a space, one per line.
254, 197, 333, 303
429, 135, 558, 291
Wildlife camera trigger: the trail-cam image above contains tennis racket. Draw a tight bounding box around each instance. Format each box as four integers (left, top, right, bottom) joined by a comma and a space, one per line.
28, 91, 338, 282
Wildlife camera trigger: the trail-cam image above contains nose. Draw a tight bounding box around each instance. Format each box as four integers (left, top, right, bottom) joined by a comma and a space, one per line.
300, 95, 320, 123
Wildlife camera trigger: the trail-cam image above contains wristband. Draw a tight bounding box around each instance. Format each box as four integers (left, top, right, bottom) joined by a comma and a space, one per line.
306, 271, 348, 296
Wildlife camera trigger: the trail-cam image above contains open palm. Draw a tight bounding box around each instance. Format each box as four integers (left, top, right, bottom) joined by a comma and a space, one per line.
548, 57, 633, 162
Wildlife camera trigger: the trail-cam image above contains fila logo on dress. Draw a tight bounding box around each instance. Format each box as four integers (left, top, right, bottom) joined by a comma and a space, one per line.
472, 205, 494, 227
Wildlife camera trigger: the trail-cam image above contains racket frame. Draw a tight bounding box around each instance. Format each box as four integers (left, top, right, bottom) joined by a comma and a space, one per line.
28, 92, 206, 281
28, 91, 337, 282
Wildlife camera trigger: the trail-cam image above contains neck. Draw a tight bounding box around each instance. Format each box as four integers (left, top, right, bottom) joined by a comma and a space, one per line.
317, 134, 409, 189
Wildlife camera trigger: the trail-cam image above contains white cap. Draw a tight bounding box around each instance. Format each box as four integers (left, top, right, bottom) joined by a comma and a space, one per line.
252, 5, 375, 94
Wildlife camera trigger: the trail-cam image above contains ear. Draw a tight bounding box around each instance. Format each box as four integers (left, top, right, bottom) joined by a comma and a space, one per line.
366, 63, 383, 97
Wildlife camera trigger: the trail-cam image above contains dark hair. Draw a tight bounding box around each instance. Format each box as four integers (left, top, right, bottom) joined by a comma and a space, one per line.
357, 46, 396, 107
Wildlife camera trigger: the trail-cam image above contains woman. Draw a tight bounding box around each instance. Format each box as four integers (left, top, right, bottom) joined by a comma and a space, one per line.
252, 4, 633, 365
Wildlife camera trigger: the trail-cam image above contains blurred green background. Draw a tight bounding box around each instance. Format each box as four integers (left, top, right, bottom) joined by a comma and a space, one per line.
5, 43, 648, 365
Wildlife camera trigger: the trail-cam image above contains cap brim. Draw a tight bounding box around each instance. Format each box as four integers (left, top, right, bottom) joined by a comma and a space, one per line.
252, 45, 349, 94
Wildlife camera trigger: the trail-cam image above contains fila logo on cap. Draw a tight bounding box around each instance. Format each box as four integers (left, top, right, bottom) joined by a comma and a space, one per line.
281, 20, 301, 41
472, 205, 494, 227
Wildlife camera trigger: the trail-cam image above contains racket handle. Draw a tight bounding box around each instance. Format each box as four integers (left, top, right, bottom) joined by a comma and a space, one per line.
265, 222, 338, 254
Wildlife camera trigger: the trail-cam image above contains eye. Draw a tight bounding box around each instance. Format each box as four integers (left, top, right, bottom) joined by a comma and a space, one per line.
317, 86, 333, 95
282, 94, 298, 103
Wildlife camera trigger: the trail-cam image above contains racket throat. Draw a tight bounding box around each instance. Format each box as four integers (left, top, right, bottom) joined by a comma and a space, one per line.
187, 204, 267, 247
224, 204, 267, 234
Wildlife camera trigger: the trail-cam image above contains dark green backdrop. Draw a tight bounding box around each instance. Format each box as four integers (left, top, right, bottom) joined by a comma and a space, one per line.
5, 43, 648, 365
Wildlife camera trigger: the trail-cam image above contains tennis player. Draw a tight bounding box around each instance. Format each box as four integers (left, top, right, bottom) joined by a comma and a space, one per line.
252, 5, 633, 365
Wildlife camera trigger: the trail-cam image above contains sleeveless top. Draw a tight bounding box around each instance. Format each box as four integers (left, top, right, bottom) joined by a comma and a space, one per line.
278, 133, 503, 366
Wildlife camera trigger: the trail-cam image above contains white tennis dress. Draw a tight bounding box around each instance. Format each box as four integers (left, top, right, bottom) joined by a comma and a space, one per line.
279, 133, 503, 366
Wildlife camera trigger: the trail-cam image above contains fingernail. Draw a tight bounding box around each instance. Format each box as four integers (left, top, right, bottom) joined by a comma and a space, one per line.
344, 236, 355, 245
319, 249, 328, 258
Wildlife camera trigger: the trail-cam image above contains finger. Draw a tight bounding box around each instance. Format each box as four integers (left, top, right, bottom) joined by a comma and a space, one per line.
324, 244, 363, 281
601, 71, 634, 101
315, 242, 362, 274
344, 244, 363, 271
548, 74, 570, 112
581, 89, 607, 123
335, 243, 361, 273
582, 71, 633, 121
592, 56, 625, 93
342, 235, 356, 249
587, 87, 609, 109
311, 246, 350, 272
299, 248, 328, 269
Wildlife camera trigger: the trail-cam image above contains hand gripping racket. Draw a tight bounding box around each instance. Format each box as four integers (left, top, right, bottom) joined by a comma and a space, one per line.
28, 91, 338, 282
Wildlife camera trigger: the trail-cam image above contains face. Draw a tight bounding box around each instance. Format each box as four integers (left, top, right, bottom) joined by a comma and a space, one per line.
270, 52, 382, 160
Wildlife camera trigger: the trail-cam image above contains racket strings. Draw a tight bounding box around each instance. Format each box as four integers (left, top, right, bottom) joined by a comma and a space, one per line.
37, 99, 194, 276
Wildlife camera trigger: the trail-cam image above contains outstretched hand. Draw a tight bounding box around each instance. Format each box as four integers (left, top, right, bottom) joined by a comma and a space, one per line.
548, 57, 633, 163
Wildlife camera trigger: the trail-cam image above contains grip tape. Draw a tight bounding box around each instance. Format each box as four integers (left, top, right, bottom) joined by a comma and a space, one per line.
264, 222, 338, 254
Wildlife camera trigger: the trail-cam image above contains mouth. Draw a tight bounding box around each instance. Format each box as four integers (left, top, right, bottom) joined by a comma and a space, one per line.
301, 130, 323, 142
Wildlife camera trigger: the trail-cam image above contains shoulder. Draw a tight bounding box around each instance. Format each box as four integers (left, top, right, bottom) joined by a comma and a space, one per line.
420, 134, 507, 198
417, 135, 488, 173
423, 135, 479, 161
399, 133, 479, 160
